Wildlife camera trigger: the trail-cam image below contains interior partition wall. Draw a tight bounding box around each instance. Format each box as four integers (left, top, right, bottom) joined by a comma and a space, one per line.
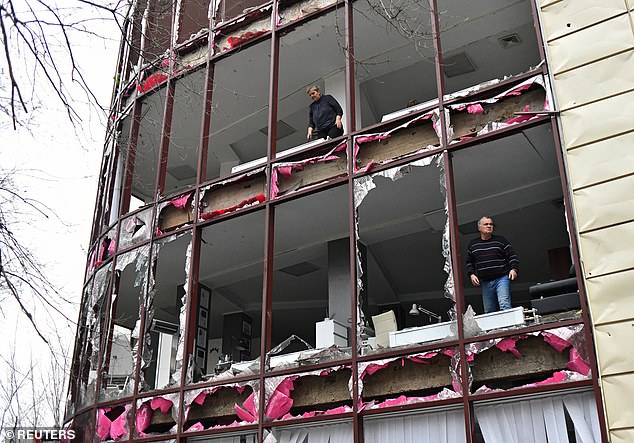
70, 0, 609, 441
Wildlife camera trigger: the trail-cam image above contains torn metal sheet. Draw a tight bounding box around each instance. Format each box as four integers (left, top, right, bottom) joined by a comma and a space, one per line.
172, 239, 192, 386
199, 167, 266, 220
271, 141, 347, 199
266, 346, 352, 372
173, 0, 182, 49
135, 393, 180, 437
447, 74, 552, 141
183, 380, 260, 431
277, 0, 338, 26
358, 349, 462, 410
96, 404, 131, 442
352, 110, 441, 172
353, 155, 441, 209
466, 324, 591, 394
100, 245, 151, 401
214, 6, 272, 52
443, 64, 543, 103
118, 208, 153, 250
264, 366, 352, 421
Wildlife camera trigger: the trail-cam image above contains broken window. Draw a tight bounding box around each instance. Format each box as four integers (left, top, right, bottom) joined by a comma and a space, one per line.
135, 394, 180, 436
271, 141, 348, 199
96, 404, 131, 442
205, 38, 271, 181
119, 207, 153, 251
212, 0, 269, 25
213, 8, 271, 53
452, 123, 576, 337
177, 0, 212, 45
438, 0, 541, 97
92, 136, 116, 240
355, 158, 454, 355
140, 232, 192, 392
466, 325, 591, 394
271, 185, 351, 367
142, 0, 174, 63
114, 110, 133, 217
164, 68, 206, 196
74, 265, 111, 411
101, 247, 149, 401
363, 408, 466, 442
183, 381, 259, 431
352, 0, 438, 127
131, 88, 168, 211
277, 0, 339, 27
265, 367, 353, 420
358, 347, 461, 410
276, 8, 347, 154
197, 210, 265, 380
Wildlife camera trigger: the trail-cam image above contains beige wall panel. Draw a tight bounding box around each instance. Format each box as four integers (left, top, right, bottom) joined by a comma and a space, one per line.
553, 50, 634, 110
602, 373, 634, 429
574, 174, 634, 232
539, 0, 560, 8
578, 221, 634, 278
559, 91, 634, 149
611, 429, 634, 443
586, 268, 634, 324
547, 14, 634, 75
540, 0, 626, 41
594, 322, 634, 376
566, 131, 634, 189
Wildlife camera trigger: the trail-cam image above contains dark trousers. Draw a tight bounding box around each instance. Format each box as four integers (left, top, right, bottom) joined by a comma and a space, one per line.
312, 125, 344, 140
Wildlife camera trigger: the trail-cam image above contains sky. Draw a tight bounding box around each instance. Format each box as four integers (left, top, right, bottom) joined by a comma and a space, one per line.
1, 0, 122, 424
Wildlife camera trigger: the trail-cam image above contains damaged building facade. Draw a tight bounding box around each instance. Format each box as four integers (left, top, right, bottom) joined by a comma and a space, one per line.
66, 0, 634, 441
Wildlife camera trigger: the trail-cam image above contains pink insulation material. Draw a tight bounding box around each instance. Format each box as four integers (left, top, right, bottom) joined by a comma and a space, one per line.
96, 406, 130, 441
137, 72, 168, 93
224, 30, 267, 50
170, 192, 193, 210
265, 376, 298, 420
496, 337, 521, 357
185, 384, 255, 432
201, 193, 265, 220
234, 392, 257, 422
136, 397, 174, 436
567, 347, 591, 376
467, 104, 484, 114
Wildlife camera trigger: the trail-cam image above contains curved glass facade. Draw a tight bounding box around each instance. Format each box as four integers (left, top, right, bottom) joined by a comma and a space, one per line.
69, 0, 607, 441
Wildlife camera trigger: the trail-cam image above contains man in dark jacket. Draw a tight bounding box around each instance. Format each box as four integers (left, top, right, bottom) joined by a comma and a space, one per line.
466, 216, 519, 313
306, 85, 343, 140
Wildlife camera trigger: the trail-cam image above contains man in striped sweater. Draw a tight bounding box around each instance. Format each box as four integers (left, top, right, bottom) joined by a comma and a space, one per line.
466, 216, 519, 313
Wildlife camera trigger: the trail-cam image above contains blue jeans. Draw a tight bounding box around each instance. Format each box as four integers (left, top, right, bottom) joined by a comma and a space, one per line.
481, 275, 512, 313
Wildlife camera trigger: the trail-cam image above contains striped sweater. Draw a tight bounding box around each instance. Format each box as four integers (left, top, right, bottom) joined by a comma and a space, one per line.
466, 234, 519, 281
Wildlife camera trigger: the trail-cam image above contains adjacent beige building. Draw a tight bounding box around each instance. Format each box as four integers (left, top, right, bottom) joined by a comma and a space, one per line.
539, 2, 634, 441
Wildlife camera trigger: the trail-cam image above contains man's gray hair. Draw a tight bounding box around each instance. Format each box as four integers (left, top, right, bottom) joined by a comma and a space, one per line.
477, 216, 494, 227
